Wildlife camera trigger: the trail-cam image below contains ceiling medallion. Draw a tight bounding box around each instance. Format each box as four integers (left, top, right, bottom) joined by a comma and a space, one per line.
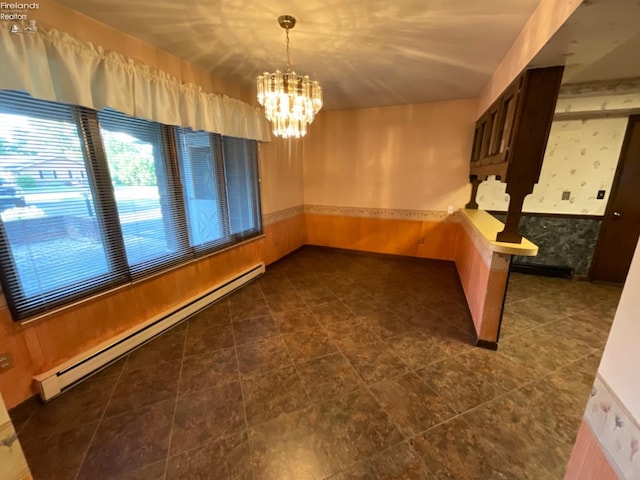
257, 15, 323, 138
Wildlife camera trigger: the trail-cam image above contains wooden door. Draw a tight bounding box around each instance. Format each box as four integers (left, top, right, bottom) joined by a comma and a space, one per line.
590, 116, 640, 283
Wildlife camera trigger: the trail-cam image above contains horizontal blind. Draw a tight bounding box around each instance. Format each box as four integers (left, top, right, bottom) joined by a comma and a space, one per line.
175, 128, 232, 253
0, 91, 264, 321
221, 136, 262, 239
97, 109, 192, 278
0, 91, 128, 319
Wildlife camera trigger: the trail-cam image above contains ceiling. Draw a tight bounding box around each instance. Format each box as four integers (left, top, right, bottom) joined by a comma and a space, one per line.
54, 0, 541, 110
531, 0, 640, 86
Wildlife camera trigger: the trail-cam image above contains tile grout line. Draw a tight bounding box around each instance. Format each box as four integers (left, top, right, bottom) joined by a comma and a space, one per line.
10, 403, 37, 438
260, 279, 315, 409
72, 355, 129, 480
312, 293, 439, 478
407, 346, 605, 444
268, 275, 411, 477
234, 289, 258, 480
161, 319, 190, 480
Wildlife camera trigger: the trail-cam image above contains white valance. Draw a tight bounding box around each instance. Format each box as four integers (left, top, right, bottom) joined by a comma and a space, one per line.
0, 28, 271, 142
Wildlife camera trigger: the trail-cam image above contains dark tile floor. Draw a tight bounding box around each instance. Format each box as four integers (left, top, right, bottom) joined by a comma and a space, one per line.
10, 246, 622, 480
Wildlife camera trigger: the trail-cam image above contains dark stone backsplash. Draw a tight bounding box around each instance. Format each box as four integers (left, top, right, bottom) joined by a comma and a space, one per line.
490, 213, 602, 276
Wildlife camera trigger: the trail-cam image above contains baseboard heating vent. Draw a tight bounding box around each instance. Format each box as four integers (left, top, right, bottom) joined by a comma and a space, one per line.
511, 262, 573, 279
34, 263, 265, 402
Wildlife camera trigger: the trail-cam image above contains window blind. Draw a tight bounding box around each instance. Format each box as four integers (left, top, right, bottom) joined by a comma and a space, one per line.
0, 91, 128, 319
97, 109, 191, 278
0, 90, 263, 321
175, 128, 230, 252
221, 136, 262, 239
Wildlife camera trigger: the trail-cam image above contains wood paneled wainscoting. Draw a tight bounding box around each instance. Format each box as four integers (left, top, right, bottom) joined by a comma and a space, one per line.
0, 208, 306, 408
304, 206, 460, 261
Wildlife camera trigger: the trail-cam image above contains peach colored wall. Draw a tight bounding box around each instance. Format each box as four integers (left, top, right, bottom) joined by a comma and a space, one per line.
305, 215, 460, 261
477, 0, 581, 116
30, 0, 251, 104
565, 421, 619, 480
454, 223, 510, 343
259, 138, 304, 214
455, 230, 491, 333
302, 99, 477, 211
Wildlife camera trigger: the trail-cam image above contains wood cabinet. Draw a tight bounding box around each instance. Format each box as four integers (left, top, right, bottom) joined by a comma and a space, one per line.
467, 66, 564, 243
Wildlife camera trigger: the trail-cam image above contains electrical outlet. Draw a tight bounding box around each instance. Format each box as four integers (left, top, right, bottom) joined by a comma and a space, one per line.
561, 191, 571, 201
597, 190, 606, 199
0, 353, 13, 372
447, 205, 454, 214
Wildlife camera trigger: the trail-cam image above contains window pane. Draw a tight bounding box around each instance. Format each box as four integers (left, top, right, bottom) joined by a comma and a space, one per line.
0, 92, 119, 317
176, 129, 226, 247
98, 111, 185, 271
222, 136, 261, 236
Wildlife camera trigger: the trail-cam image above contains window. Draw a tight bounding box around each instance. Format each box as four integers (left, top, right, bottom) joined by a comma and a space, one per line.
175, 129, 262, 253
222, 136, 261, 237
98, 110, 189, 276
0, 93, 127, 318
0, 91, 262, 320
176, 129, 226, 248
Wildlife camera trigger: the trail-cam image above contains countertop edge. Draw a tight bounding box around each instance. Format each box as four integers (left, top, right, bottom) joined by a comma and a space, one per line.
460, 209, 539, 257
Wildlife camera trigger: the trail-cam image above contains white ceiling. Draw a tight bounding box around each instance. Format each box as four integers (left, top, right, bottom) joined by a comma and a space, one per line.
54, 0, 541, 110
531, 0, 640, 85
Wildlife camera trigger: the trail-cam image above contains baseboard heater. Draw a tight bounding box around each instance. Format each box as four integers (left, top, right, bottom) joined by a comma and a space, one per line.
34, 263, 265, 402
511, 262, 573, 279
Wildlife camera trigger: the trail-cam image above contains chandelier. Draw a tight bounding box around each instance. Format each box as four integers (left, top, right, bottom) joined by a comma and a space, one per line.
257, 15, 323, 138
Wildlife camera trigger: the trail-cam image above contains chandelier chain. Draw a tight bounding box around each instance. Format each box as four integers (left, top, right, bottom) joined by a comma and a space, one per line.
285, 27, 292, 72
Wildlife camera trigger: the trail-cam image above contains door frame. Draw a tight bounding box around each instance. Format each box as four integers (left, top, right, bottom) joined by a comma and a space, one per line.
589, 115, 639, 282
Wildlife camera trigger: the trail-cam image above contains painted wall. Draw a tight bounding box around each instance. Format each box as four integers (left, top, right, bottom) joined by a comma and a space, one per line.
478, 116, 628, 215
455, 212, 511, 344
598, 238, 640, 422
302, 99, 477, 211
476, 0, 581, 116
301, 99, 476, 261
259, 138, 304, 215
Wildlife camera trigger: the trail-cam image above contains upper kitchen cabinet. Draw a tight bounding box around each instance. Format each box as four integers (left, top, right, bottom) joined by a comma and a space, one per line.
467, 66, 564, 243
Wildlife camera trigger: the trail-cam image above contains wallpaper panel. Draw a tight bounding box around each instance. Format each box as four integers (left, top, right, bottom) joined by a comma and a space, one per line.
478, 116, 628, 215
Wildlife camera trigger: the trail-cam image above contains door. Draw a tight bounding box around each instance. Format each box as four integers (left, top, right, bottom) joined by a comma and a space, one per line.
590, 115, 640, 283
